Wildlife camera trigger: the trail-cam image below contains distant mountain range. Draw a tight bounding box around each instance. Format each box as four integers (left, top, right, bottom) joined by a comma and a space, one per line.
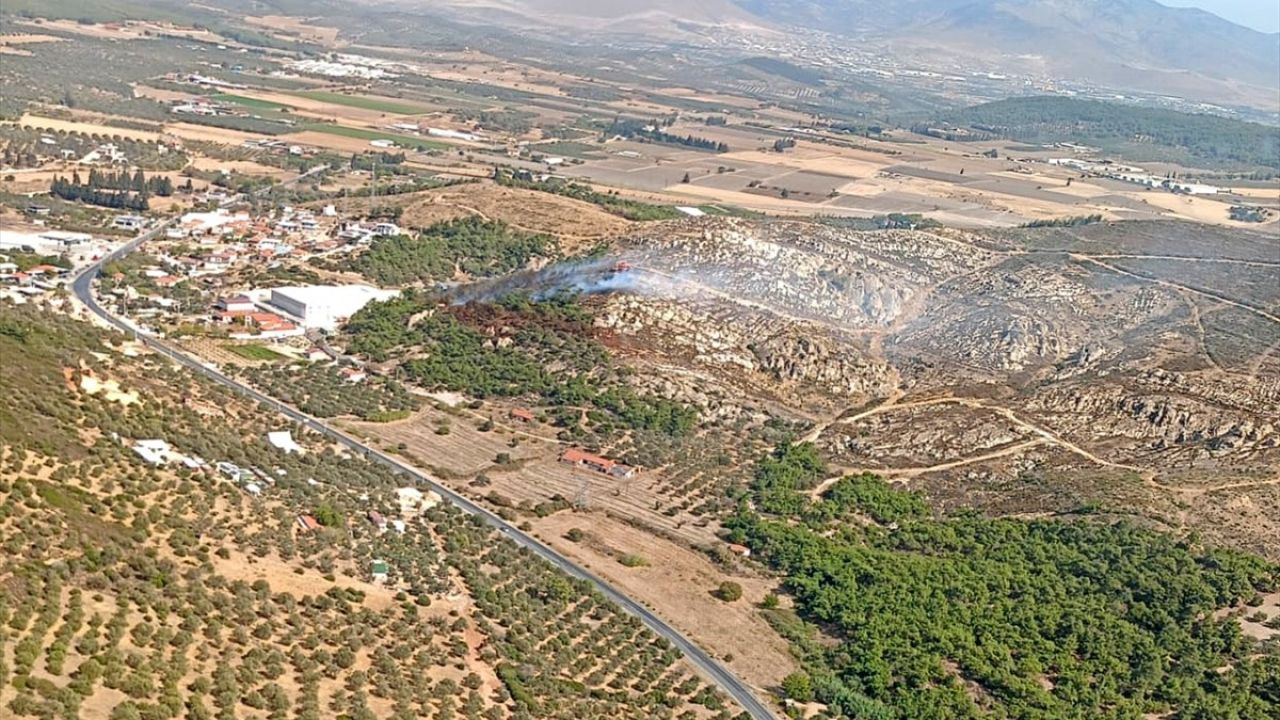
735, 0, 1279, 105
420, 0, 1280, 109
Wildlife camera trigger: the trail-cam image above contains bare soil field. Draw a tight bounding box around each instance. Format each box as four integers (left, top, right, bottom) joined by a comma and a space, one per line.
244, 15, 342, 44
344, 405, 549, 478
1226, 186, 1280, 201
0, 32, 65, 44
531, 511, 799, 694
0, 33, 63, 55
719, 147, 890, 179
425, 64, 571, 98
15, 18, 228, 43
14, 114, 162, 142
133, 83, 198, 103
348, 405, 721, 547
400, 182, 632, 245
1141, 191, 1270, 226
278, 129, 395, 154
164, 122, 273, 146
651, 87, 764, 110
223, 88, 436, 124
189, 156, 297, 181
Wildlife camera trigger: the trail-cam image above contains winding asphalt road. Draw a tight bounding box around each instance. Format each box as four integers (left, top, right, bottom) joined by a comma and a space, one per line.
70, 208, 777, 720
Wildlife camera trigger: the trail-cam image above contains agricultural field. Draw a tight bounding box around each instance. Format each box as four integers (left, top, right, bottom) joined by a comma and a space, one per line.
209, 93, 292, 112
289, 91, 430, 115
221, 343, 287, 361
292, 124, 448, 152
0, 303, 750, 720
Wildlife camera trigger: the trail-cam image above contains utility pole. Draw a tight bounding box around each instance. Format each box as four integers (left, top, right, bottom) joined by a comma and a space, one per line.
368, 158, 377, 220
573, 467, 590, 511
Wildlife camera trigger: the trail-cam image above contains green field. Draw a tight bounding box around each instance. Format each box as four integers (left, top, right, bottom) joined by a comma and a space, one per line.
211, 93, 292, 111
529, 141, 603, 159
223, 343, 286, 361
289, 91, 426, 115
296, 123, 448, 150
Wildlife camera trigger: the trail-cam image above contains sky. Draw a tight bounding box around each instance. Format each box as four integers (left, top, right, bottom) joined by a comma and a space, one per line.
1159, 0, 1280, 33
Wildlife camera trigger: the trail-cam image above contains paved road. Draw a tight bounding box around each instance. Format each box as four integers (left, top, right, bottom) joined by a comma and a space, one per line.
70, 206, 777, 720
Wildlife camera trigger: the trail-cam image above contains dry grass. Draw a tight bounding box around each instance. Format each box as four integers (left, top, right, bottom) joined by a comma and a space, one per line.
400, 182, 631, 247
532, 511, 799, 693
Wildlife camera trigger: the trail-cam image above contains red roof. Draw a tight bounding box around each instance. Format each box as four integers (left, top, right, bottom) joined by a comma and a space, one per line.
561, 448, 616, 471
297, 514, 321, 532
509, 408, 535, 421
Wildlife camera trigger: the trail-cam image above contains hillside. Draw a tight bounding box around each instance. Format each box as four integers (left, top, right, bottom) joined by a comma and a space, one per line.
918, 95, 1280, 170
738, 0, 1280, 109
414, 0, 766, 35
0, 303, 745, 720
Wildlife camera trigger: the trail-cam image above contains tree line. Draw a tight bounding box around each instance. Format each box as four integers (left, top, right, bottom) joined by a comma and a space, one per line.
49, 169, 174, 211
606, 118, 729, 153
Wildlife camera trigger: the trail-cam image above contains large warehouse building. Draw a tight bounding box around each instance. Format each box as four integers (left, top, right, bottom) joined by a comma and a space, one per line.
267, 284, 397, 331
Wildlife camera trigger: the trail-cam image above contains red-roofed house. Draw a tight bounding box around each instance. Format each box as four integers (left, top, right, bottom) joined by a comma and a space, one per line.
509, 408, 536, 423
296, 514, 321, 533
560, 448, 637, 479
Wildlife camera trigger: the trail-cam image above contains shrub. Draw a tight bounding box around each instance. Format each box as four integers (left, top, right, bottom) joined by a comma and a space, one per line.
715, 581, 742, 602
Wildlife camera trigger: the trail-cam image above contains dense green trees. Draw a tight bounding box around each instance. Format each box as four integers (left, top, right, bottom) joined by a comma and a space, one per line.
730, 443, 1280, 719
352, 216, 557, 286
920, 96, 1280, 170
343, 291, 697, 438
49, 169, 173, 212
605, 118, 729, 152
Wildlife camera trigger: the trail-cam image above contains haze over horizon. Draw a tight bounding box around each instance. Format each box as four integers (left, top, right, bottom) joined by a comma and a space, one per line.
1160, 0, 1280, 33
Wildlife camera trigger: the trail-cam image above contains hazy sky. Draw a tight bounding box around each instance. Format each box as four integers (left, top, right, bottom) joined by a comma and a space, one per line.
1159, 0, 1280, 33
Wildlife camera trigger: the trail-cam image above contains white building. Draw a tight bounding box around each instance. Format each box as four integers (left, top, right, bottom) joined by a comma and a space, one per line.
133, 439, 179, 466
266, 431, 305, 455
1167, 181, 1220, 195
266, 284, 397, 331
113, 215, 147, 231
426, 127, 480, 142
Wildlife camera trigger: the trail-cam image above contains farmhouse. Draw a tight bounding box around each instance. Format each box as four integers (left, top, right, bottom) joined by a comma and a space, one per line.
296, 514, 321, 533
560, 448, 637, 478
509, 408, 536, 423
